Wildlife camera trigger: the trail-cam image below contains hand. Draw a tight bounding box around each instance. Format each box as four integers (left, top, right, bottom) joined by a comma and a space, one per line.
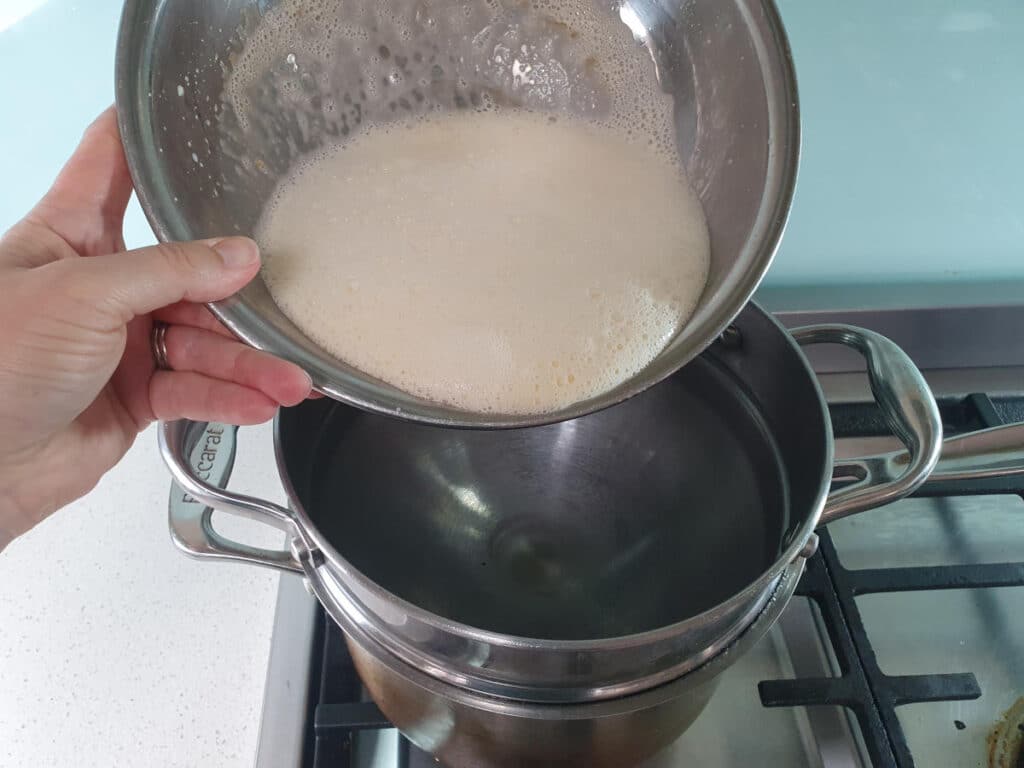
0, 108, 312, 550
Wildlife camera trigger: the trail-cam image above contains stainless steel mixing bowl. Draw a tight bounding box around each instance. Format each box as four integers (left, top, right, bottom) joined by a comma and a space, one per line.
116, 0, 800, 428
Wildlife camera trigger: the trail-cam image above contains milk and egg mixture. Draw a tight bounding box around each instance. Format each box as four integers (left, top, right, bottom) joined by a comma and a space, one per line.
232, 0, 711, 414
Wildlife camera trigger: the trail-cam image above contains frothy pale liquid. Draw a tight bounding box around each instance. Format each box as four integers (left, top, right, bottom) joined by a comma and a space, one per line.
258, 110, 710, 414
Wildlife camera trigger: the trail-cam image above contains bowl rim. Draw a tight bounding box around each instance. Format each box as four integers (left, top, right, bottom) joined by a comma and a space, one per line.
115, 0, 802, 429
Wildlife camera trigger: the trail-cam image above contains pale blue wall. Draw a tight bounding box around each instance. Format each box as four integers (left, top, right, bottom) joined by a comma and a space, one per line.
772, 1, 1024, 285
0, 0, 154, 250
1, 1, 1021, 286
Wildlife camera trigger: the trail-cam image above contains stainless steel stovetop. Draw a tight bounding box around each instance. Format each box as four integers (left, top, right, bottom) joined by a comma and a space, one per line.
255, 303, 1024, 768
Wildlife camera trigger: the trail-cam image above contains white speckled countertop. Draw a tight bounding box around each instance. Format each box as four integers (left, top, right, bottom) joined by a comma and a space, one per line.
0, 423, 286, 768
1, 3, 288, 765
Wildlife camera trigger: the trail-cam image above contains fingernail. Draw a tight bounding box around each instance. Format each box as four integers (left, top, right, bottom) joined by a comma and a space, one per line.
211, 237, 259, 269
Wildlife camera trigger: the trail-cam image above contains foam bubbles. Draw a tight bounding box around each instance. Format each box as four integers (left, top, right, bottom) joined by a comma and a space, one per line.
257, 110, 709, 415
218, 0, 707, 414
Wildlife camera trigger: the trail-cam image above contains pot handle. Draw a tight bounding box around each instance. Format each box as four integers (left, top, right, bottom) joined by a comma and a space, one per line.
160, 420, 304, 573
906, 423, 1024, 485
832, 422, 1024, 504
791, 325, 943, 526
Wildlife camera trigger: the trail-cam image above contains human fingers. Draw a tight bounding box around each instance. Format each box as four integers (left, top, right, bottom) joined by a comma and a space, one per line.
148, 370, 280, 425
162, 325, 311, 407
154, 303, 326, 400
153, 302, 238, 339
49, 236, 261, 327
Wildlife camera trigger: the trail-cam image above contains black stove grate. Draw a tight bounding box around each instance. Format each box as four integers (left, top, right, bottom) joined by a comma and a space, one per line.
304, 393, 1024, 768
308, 608, 426, 768
304, 609, 396, 768
760, 393, 1024, 768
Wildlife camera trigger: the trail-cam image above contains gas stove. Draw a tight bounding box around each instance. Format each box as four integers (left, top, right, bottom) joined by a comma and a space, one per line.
254, 305, 1024, 768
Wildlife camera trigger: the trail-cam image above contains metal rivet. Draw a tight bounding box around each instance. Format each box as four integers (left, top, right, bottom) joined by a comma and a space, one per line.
717, 325, 743, 349
797, 532, 820, 561
292, 540, 325, 569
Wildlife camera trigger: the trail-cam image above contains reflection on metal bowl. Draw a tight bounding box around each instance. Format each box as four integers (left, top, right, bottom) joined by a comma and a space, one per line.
117, 0, 800, 427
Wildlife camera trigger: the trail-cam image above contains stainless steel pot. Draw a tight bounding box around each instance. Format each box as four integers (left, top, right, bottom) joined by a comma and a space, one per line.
116, 0, 800, 428
161, 305, 961, 697
329, 562, 804, 768
160, 304, 1024, 765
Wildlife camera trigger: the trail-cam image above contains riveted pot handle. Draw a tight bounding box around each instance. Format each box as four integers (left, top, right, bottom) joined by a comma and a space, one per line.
791, 325, 943, 526
160, 420, 304, 573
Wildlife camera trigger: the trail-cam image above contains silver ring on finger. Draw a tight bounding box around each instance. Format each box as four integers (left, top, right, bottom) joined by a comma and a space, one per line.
151, 321, 172, 371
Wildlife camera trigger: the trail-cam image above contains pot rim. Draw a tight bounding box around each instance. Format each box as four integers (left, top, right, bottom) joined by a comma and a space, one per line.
273, 306, 833, 653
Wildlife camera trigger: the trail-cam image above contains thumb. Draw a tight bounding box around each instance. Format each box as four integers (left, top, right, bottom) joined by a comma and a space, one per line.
53, 237, 262, 322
